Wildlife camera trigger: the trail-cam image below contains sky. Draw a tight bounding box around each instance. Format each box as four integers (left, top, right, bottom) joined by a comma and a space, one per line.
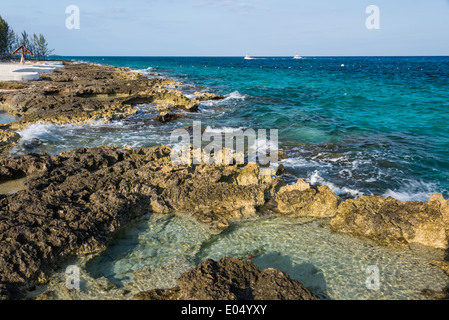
1, 0, 449, 56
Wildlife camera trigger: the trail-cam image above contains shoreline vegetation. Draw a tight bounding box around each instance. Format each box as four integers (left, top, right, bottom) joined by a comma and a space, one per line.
0, 61, 448, 300
0, 15, 53, 60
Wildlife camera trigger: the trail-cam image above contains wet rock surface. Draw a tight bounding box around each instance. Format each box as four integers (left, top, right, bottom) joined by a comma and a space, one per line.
133, 257, 319, 300
155, 112, 187, 123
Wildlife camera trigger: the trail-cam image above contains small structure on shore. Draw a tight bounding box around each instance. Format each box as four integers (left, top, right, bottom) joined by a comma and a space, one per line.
12, 46, 34, 64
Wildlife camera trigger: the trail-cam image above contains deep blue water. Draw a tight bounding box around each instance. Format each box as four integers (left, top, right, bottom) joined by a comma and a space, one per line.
13, 56, 449, 201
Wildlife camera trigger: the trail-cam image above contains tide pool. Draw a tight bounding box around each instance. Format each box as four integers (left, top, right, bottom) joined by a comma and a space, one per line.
26, 214, 448, 300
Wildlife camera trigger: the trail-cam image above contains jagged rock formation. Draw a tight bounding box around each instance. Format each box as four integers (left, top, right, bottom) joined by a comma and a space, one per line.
0, 129, 20, 154
329, 194, 449, 249
275, 179, 339, 218
133, 257, 319, 300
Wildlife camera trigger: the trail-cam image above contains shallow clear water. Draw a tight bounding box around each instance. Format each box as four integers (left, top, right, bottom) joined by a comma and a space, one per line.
9, 56, 449, 201
27, 214, 448, 300
0, 111, 16, 124
0, 177, 27, 194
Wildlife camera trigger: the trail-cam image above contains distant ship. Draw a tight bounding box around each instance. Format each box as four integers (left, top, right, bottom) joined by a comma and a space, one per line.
244, 54, 254, 60
293, 54, 302, 59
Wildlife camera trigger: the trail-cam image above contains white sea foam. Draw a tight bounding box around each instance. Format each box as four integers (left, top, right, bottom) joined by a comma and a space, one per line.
382, 180, 441, 202
204, 126, 246, 134
248, 136, 278, 155
309, 171, 364, 198
130, 67, 153, 76
17, 120, 131, 142
71, 60, 90, 65
200, 91, 247, 107
71, 60, 105, 67
280, 156, 333, 168
18, 122, 57, 141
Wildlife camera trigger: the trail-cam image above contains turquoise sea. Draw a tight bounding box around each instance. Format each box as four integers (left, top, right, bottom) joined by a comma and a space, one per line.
7, 56, 449, 201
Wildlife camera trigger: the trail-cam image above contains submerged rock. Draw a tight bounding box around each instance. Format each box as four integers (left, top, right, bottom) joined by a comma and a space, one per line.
155, 112, 186, 123
192, 91, 225, 102
133, 257, 319, 300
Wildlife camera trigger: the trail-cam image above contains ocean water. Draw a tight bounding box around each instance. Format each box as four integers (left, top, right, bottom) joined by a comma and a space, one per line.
8, 56, 449, 201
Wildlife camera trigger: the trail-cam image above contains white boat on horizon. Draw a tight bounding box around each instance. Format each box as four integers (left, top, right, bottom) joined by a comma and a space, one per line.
293, 54, 302, 59
244, 54, 254, 60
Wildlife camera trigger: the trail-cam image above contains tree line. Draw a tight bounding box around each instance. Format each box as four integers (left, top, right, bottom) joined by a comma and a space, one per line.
0, 15, 54, 59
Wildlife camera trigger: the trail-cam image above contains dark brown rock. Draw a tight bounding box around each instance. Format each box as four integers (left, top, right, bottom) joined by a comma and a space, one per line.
253, 268, 319, 300
134, 257, 319, 301
155, 112, 186, 123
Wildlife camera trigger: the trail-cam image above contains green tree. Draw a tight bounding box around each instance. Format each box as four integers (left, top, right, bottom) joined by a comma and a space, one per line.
18, 30, 36, 59
0, 15, 14, 56
32, 33, 39, 57
20, 31, 30, 48
8, 29, 16, 52
0, 16, 54, 59
32, 33, 53, 58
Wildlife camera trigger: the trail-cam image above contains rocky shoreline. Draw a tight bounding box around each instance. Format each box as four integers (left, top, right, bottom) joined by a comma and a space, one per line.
0, 145, 448, 299
0, 62, 222, 155
0, 62, 448, 300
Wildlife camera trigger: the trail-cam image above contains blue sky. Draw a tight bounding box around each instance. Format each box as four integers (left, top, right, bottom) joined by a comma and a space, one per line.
1, 0, 449, 56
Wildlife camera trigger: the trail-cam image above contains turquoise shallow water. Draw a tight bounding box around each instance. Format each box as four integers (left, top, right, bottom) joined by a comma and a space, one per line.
10, 56, 449, 201
27, 214, 448, 300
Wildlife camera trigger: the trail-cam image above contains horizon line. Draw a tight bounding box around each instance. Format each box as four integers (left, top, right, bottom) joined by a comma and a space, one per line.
52, 55, 449, 58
